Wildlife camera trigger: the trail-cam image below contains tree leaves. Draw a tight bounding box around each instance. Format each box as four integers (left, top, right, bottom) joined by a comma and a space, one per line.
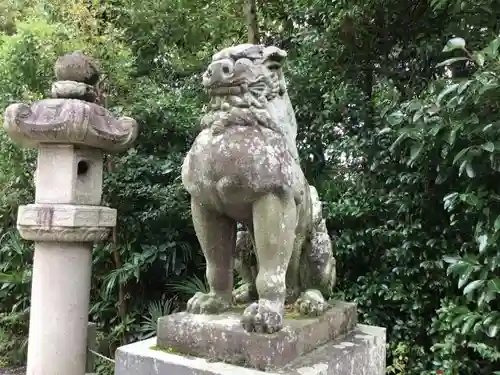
386, 110, 404, 126
409, 143, 424, 165
481, 142, 495, 152
436, 83, 460, 105
476, 234, 488, 253
463, 280, 484, 295
482, 37, 500, 58
488, 278, 500, 294
473, 52, 485, 67
486, 324, 498, 338
395, 32, 500, 373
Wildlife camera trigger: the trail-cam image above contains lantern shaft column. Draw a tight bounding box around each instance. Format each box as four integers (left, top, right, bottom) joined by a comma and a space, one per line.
27, 242, 93, 375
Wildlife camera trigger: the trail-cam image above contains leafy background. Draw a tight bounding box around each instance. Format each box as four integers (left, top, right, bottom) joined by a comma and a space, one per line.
0, 0, 499, 374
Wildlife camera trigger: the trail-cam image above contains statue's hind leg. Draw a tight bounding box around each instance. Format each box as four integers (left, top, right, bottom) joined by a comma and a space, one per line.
186, 197, 236, 314
309, 219, 337, 297
241, 192, 296, 334
294, 219, 336, 316
285, 233, 306, 305
233, 229, 258, 304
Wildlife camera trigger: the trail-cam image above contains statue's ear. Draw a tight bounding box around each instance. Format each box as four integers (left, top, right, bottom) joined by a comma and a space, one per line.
263, 46, 287, 63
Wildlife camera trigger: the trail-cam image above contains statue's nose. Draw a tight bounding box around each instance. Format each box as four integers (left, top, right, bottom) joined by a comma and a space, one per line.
203, 59, 234, 86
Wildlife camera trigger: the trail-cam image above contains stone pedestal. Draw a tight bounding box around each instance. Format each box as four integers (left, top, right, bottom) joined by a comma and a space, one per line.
157, 301, 357, 370
115, 301, 386, 375
2, 52, 138, 375
115, 325, 386, 375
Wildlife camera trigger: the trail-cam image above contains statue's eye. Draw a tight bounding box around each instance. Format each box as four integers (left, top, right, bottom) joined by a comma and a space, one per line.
233, 58, 253, 72
265, 61, 281, 71
222, 65, 230, 74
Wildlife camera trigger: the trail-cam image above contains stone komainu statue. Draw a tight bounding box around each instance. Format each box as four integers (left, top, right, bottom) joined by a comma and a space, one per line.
181, 44, 336, 334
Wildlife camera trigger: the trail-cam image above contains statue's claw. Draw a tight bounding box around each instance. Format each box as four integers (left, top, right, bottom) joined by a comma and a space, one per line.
241, 300, 283, 334
186, 292, 231, 314
293, 289, 328, 316
233, 283, 255, 304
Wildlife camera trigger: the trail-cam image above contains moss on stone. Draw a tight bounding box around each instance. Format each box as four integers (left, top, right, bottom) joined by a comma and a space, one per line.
228, 304, 247, 315
150, 345, 250, 367
228, 304, 329, 320
150, 345, 201, 358
284, 309, 309, 320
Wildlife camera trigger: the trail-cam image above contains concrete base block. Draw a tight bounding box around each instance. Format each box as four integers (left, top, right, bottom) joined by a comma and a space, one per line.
115, 324, 386, 375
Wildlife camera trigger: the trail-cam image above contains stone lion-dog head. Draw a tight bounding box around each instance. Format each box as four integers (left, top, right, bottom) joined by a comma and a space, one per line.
200, 44, 296, 147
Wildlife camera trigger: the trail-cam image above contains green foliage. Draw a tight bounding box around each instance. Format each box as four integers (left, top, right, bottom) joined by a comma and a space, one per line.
0, 232, 31, 365
390, 35, 500, 374
0, 1, 500, 375
137, 298, 179, 340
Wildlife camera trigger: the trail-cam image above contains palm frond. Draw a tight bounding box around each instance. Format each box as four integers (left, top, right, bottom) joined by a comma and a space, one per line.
137, 298, 178, 339
167, 274, 209, 297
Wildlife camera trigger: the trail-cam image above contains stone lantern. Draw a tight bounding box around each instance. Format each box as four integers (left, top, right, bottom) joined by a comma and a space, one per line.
3, 52, 139, 375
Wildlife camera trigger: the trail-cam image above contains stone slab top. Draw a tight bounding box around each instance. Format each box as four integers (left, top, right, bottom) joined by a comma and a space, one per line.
156, 300, 357, 371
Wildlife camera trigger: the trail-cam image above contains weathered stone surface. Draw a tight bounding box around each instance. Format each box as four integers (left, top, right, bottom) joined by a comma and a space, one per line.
3, 98, 138, 152
181, 43, 337, 334
17, 204, 116, 242
115, 324, 386, 375
280, 324, 386, 375
157, 300, 356, 371
54, 51, 100, 85
18, 204, 116, 227
34, 145, 104, 205
51, 80, 98, 102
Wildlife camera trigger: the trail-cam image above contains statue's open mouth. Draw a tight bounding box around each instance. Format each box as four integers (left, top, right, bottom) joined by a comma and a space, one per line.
205, 77, 250, 96
209, 85, 245, 96
205, 75, 276, 111
208, 80, 269, 99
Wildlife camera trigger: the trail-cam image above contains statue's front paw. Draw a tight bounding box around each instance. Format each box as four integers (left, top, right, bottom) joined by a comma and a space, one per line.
186, 292, 231, 314
294, 289, 328, 316
233, 283, 256, 304
241, 300, 283, 334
